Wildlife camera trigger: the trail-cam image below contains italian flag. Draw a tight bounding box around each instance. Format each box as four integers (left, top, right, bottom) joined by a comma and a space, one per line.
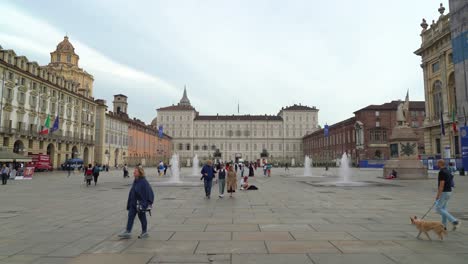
39, 115, 50, 135
452, 107, 458, 133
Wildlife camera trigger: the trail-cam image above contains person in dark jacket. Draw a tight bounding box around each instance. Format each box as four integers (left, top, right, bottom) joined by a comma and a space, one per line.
119, 166, 154, 239
217, 164, 227, 198
248, 163, 254, 177
92, 163, 100, 185
200, 160, 216, 199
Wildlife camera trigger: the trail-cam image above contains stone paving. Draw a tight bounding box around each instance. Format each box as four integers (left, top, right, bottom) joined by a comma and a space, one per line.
0, 166, 467, 263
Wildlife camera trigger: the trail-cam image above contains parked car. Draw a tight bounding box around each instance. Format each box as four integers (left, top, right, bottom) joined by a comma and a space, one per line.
61, 158, 84, 171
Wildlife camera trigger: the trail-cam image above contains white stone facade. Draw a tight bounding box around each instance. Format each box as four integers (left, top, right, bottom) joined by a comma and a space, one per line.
156, 90, 318, 165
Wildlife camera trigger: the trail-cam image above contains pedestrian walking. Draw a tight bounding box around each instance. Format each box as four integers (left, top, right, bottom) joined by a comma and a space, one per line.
119, 166, 154, 239
123, 164, 129, 178
164, 163, 168, 176
158, 161, 164, 177
200, 160, 216, 199
285, 163, 289, 171
267, 163, 272, 177
92, 163, 100, 185
248, 163, 254, 177
1, 164, 9, 185
263, 164, 267, 176
435, 159, 461, 230
218, 164, 227, 198
84, 164, 93, 186
66, 163, 71, 177
226, 166, 237, 198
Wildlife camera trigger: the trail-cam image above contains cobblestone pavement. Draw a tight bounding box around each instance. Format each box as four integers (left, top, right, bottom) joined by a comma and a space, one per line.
0, 167, 467, 263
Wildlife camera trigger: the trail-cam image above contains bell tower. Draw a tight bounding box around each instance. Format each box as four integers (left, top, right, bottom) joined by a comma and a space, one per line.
113, 94, 128, 114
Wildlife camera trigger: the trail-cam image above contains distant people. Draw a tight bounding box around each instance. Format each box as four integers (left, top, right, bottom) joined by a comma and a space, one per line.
240, 176, 258, 190
123, 164, 129, 178
267, 163, 272, 177
92, 163, 101, 185
235, 163, 238, 173
164, 163, 168, 176
248, 163, 254, 177
119, 166, 154, 239
1, 164, 9, 185
66, 163, 72, 177
84, 164, 93, 186
448, 162, 456, 176
386, 169, 397, 179
218, 164, 226, 198
200, 160, 216, 199
285, 163, 289, 171
226, 166, 237, 198
263, 164, 267, 176
158, 161, 165, 177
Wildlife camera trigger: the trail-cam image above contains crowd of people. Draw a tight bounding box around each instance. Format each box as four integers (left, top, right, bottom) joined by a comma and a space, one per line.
200, 160, 261, 199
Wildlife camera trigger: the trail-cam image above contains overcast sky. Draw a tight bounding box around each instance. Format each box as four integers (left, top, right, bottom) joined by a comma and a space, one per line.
0, 0, 449, 125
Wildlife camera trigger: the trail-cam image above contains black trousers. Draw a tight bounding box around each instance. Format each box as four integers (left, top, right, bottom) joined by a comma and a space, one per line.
1, 173, 8, 184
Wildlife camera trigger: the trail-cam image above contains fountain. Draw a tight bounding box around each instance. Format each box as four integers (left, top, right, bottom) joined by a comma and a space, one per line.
192, 155, 200, 176
339, 152, 350, 183
151, 153, 203, 187
303, 152, 393, 187
169, 154, 181, 183
303, 156, 312, 176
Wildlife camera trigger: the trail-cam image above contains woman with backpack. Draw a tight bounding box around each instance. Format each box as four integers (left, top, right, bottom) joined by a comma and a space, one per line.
92, 163, 100, 185
84, 164, 93, 187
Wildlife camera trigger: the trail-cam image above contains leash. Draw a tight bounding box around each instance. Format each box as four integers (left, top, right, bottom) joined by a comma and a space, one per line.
421, 201, 437, 219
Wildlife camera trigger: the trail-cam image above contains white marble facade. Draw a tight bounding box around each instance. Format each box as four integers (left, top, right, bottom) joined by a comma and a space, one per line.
155, 89, 319, 165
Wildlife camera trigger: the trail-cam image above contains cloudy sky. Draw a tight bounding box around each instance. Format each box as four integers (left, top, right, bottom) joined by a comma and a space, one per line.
0, 0, 449, 125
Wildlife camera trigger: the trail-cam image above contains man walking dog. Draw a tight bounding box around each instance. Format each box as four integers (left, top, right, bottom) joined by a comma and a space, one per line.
435, 159, 461, 230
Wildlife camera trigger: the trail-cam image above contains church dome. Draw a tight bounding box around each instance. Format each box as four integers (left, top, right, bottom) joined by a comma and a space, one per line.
56, 36, 75, 53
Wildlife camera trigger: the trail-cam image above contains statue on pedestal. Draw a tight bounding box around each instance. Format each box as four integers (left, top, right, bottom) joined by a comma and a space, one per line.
396, 90, 410, 126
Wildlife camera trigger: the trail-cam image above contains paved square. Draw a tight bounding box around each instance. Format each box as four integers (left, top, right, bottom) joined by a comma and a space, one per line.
0, 167, 467, 263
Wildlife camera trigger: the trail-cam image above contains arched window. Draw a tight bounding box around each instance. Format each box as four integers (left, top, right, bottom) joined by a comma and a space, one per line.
432, 80, 443, 119
448, 73, 457, 111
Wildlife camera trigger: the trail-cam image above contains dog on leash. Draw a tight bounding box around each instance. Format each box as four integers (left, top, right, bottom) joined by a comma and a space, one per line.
410, 216, 447, 241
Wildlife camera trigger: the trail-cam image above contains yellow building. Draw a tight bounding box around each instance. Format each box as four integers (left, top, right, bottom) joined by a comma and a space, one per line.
415, 4, 460, 158
0, 37, 97, 168
46, 36, 94, 98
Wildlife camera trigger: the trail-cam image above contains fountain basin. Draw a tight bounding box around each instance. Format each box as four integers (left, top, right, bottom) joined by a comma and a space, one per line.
301, 181, 402, 187
152, 182, 203, 187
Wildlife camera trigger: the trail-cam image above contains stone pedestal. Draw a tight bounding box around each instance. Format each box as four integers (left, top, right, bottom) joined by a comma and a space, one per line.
383, 125, 427, 179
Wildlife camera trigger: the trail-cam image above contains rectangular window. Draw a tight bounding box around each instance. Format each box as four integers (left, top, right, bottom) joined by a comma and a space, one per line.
3, 137, 9, 147
376, 121, 380, 127
432, 61, 440, 73
375, 111, 380, 116
435, 138, 441, 154
454, 136, 460, 155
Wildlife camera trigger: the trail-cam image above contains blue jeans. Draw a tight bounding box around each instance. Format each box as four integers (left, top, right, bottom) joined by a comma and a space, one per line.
218, 178, 225, 195
126, 207, 147, 233
436, 192, 457, 226
204, 178, 212, 196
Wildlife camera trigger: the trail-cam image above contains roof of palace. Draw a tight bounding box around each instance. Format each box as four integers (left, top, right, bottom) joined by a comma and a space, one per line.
354, 101, 425, 113
281, 104, 318, 111
194, 115, 283, 121
157, 104, 197, 111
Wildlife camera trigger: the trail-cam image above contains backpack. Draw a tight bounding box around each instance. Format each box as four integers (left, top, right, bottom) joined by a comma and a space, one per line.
449, 172, 455, 188
85, 168, 93, 176
93, 166, 100, 174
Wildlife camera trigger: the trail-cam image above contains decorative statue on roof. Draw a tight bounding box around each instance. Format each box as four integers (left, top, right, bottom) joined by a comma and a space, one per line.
396, 91, 409, 126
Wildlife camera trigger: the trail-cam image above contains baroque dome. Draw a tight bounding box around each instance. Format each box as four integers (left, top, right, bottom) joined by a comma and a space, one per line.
56, 36, 75, 53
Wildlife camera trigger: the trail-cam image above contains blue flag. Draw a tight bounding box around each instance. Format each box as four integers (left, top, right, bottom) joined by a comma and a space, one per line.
440, 111, 445, 136
158, 125, 163, 138
324, 124, 329, 137
50, 115, 59, 133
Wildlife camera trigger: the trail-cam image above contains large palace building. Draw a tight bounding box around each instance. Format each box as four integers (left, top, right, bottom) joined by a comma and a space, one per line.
0, 37, 97, 168
155, 88, 319, 165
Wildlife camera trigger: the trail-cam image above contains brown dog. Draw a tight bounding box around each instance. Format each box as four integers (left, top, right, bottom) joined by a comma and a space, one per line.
410, 216, 447, 241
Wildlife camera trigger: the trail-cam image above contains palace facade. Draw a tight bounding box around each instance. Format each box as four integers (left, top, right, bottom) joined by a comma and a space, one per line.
0, 37, 96, 168
155, 88, 319, 165
415, 4, 461, 158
